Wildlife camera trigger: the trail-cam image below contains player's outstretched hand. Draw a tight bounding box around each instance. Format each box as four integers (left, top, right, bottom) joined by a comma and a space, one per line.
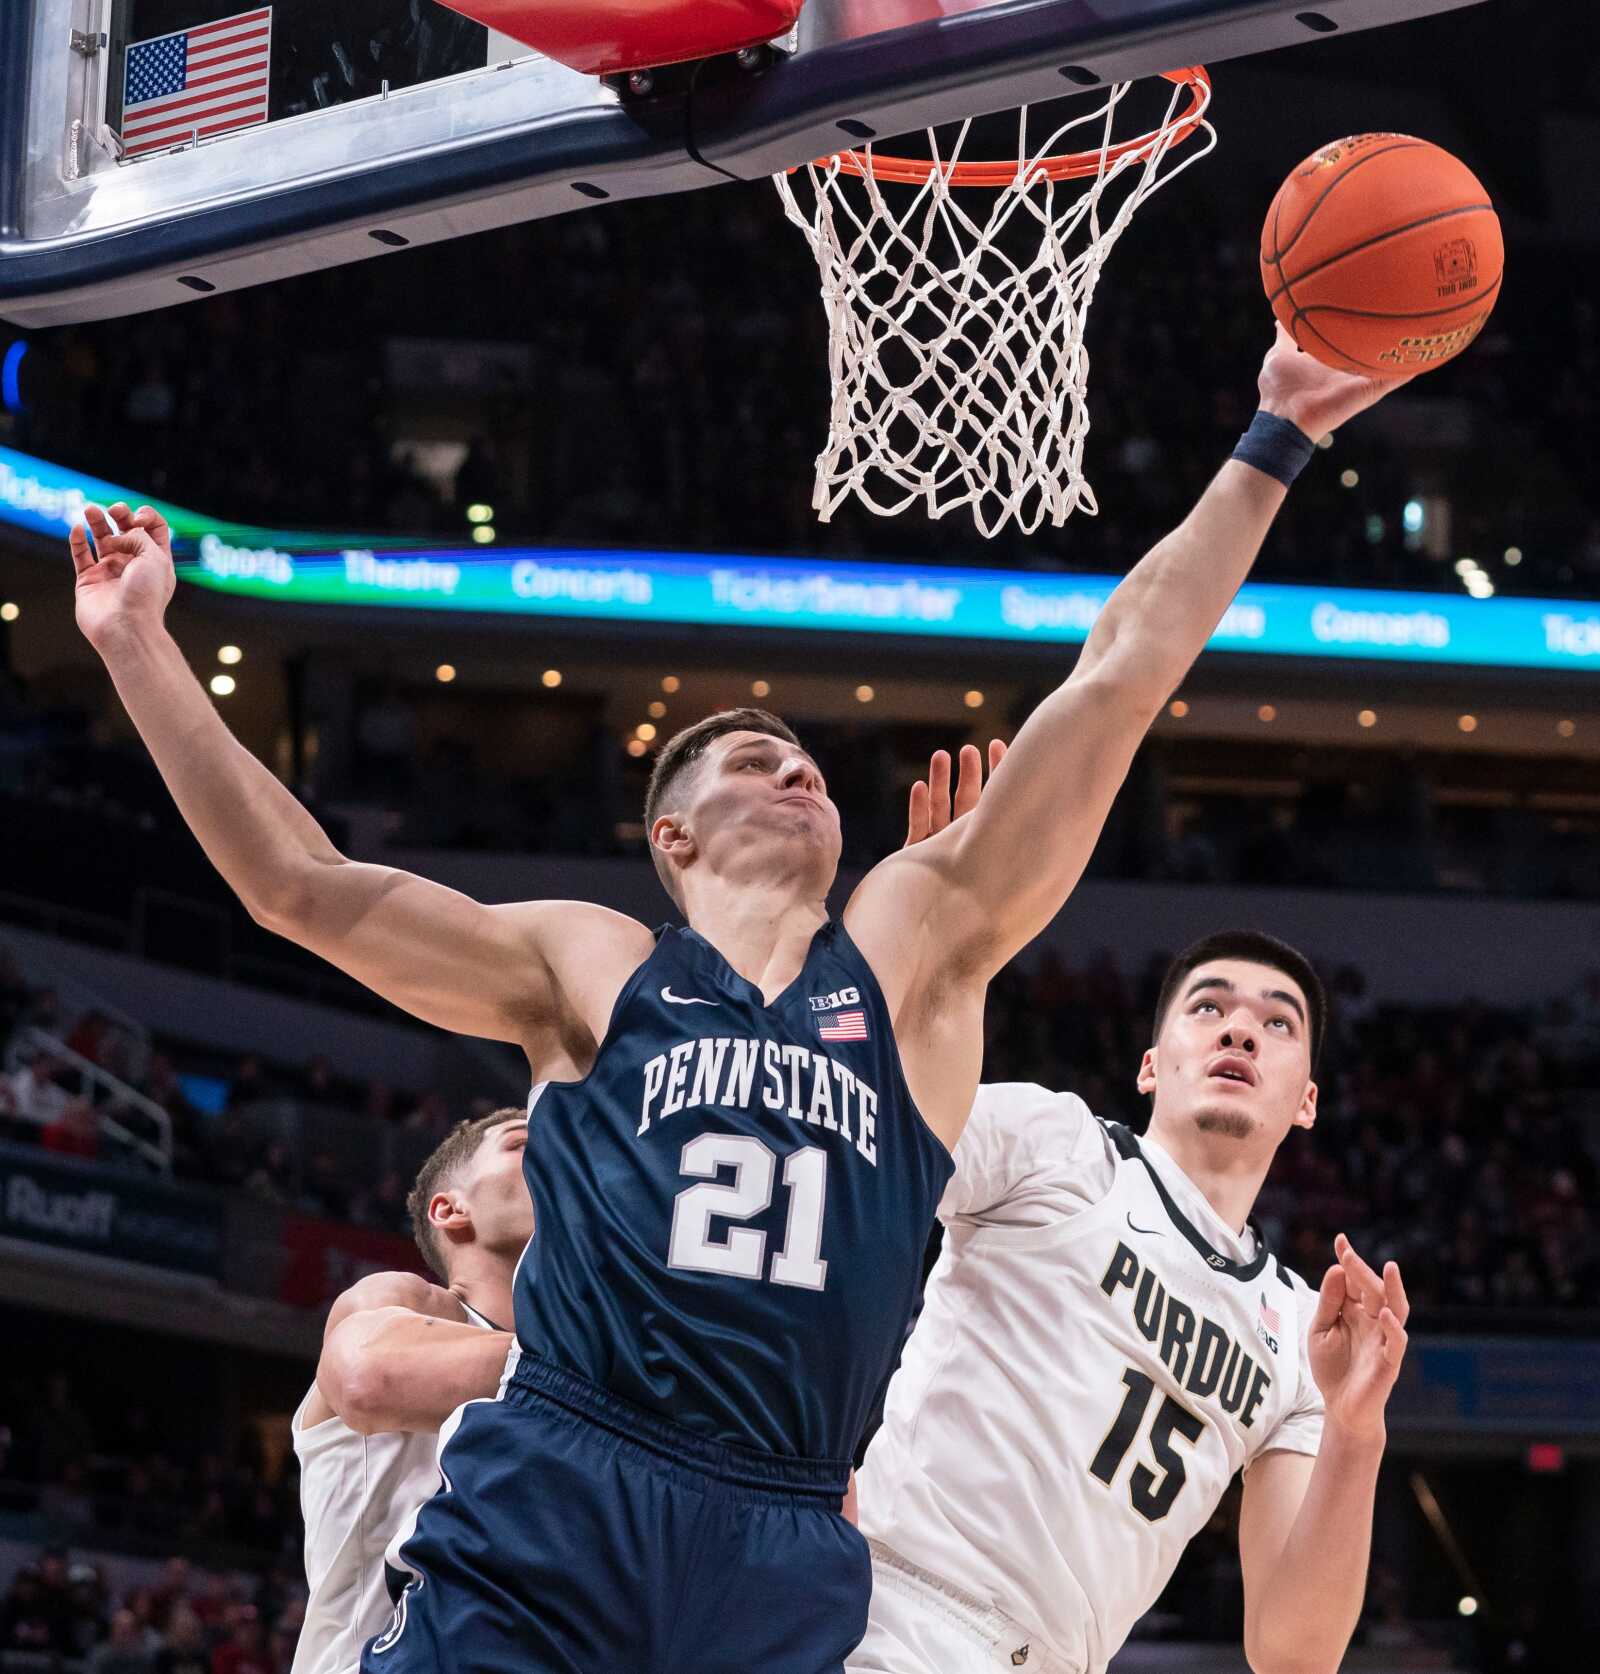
1257, 322, 1415, 444
68, 501, 177, 651
1308, 1232, 1410, 1442
905, 739, 1007, 847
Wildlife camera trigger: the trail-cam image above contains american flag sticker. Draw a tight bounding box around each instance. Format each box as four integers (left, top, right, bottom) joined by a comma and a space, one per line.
121, 7, 273, 159
817, 1009, 869, 1044
1259, 1294, 1282, 1336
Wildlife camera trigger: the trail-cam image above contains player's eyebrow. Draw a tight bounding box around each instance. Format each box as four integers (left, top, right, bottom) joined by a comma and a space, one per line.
726, 739, 823, 779
1183, 975, 1305, 1024
1263, 988, 1306, 1023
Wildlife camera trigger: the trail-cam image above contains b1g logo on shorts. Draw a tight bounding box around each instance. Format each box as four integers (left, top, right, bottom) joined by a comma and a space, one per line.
808, 987, 861, 1013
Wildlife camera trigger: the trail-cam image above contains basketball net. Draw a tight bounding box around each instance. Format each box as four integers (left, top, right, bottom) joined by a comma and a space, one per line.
775, 70, 1215, 538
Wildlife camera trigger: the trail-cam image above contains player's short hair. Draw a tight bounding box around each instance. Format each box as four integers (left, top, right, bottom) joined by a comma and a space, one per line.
1151, 931, 1326, 1074
644, 708, 804, 903
406, 1108, 526, 1279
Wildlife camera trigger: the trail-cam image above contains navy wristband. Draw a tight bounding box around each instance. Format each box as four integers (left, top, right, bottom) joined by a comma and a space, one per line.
1231, 409, 1316, 488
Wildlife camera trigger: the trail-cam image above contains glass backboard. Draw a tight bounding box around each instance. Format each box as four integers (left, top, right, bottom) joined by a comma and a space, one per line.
1, 0, 1491, 327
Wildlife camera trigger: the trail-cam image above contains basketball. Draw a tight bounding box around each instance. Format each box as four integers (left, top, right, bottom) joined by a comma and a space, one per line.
1260, 133, 1503, 377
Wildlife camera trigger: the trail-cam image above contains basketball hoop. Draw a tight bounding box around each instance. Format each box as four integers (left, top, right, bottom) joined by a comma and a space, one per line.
775, 68, 1215, 538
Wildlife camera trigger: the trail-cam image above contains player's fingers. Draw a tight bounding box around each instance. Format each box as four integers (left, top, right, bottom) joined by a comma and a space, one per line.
1336, 1235, 1385, 1313
987, 738, 1008, 775
905, 779, 930, 848
1311, 1264, 1345, 1333
1379, 1307, 1408, 1367
926, 750, 952, 833
105, 501, 134, 529
952, 743, 984, 820
83, 502, 117, 543
68, 524, 97, 576
1384, 1261, 1410, 1327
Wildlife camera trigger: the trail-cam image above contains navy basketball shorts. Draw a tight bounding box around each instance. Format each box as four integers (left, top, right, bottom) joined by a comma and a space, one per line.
364, 1352, 870, 1674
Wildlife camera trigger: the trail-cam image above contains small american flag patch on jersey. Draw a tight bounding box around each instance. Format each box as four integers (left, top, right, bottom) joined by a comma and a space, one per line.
817, 1009, 868, 1043
1259, 1294, 1281, 1335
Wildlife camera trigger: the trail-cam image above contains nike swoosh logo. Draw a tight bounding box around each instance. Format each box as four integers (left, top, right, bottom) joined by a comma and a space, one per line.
662, 987, 716, 1006
1127, 1213, 1162, 1237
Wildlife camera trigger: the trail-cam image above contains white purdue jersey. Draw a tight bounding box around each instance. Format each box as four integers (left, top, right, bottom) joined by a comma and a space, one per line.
290, 1301, 496, 1674
857, 1083, 1324, 1674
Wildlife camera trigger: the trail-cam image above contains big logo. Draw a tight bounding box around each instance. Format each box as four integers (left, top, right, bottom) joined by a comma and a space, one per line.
808, 986, 861, 1013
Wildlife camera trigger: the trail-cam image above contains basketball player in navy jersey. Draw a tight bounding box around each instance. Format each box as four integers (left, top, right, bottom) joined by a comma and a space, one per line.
68, 327, 1402, 1672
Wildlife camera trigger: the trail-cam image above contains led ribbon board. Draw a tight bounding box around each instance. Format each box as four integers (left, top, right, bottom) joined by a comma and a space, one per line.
4, 444, 1598, 672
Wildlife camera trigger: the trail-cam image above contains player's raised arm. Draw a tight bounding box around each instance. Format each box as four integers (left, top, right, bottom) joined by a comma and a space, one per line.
854, 330, 1407, 983
67, 503, 650, 1048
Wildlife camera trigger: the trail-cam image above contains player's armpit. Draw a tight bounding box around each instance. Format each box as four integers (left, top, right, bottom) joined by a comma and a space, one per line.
318, 1307, 514, 1435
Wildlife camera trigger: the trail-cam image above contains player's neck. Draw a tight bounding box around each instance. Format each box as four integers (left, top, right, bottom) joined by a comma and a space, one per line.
447, 1260, 515, 1332
680, 878, 829, 998
1144, 1121, 1271, 1238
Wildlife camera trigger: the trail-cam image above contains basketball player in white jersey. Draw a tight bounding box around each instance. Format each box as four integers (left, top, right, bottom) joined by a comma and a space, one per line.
855, 760, 1409, 1674
291, 1109, 527, 1674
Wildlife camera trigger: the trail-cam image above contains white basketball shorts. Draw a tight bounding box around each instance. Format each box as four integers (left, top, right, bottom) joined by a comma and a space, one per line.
849, 1544, 1081, 1674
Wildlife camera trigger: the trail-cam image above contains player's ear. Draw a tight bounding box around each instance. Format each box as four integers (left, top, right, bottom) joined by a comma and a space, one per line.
429, 1188, 471, 1241
1292, 1078, 1318, 1133
651, 811, 694, 864
1135, 1046, 1158, 1097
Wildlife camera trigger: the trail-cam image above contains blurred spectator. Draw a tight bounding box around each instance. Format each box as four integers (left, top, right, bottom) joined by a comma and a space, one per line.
295, 1057, 342, 1109
144, 1559, 192, 1636
9, 1054, 72, 1123
1, 1564, 68, 1655
246, 1141, 298, 1205
90, 1608, 157, 1674
401, 1091, 450, 1140
66, 1009, 116, 1069
227, 1058, 271, 1111
36, 1375, 96, 1482
351, 1170, 410, 1236
210, 1604, 273, 1674
155, 1605, 211, 1674
38, 1459, 95, 1527
41, 1096, 101, 1160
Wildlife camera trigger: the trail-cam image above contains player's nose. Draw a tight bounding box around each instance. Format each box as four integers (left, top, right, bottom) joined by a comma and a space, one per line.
1217, 1022, 1257, 1054
781, 756, 823, 793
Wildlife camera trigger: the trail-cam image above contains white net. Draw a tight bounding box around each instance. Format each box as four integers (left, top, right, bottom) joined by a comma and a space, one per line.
774, 73, 1215, 538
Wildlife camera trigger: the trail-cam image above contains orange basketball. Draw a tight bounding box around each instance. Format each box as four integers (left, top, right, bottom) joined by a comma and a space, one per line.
1260, 134, 1503, 377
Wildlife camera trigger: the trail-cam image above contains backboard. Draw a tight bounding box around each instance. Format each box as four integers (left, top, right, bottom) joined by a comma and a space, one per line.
2, 0, 1491, 328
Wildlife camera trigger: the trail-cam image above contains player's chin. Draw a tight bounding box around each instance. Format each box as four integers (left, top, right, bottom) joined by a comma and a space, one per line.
1192, 1105, 1256, 1141
771, 809, 841, 855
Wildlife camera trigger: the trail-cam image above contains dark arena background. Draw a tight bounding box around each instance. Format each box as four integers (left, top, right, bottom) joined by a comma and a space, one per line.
1, 1, 1597, 1671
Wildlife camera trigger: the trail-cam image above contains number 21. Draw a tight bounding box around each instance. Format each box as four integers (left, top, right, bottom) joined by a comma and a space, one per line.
668, 1134, 829, 1290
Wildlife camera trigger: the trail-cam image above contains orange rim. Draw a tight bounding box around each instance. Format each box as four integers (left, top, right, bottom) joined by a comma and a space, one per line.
815, 66, 1211, 186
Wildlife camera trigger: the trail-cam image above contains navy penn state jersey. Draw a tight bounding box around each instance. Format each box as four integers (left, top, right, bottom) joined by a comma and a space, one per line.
515, 921, 953, 1461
